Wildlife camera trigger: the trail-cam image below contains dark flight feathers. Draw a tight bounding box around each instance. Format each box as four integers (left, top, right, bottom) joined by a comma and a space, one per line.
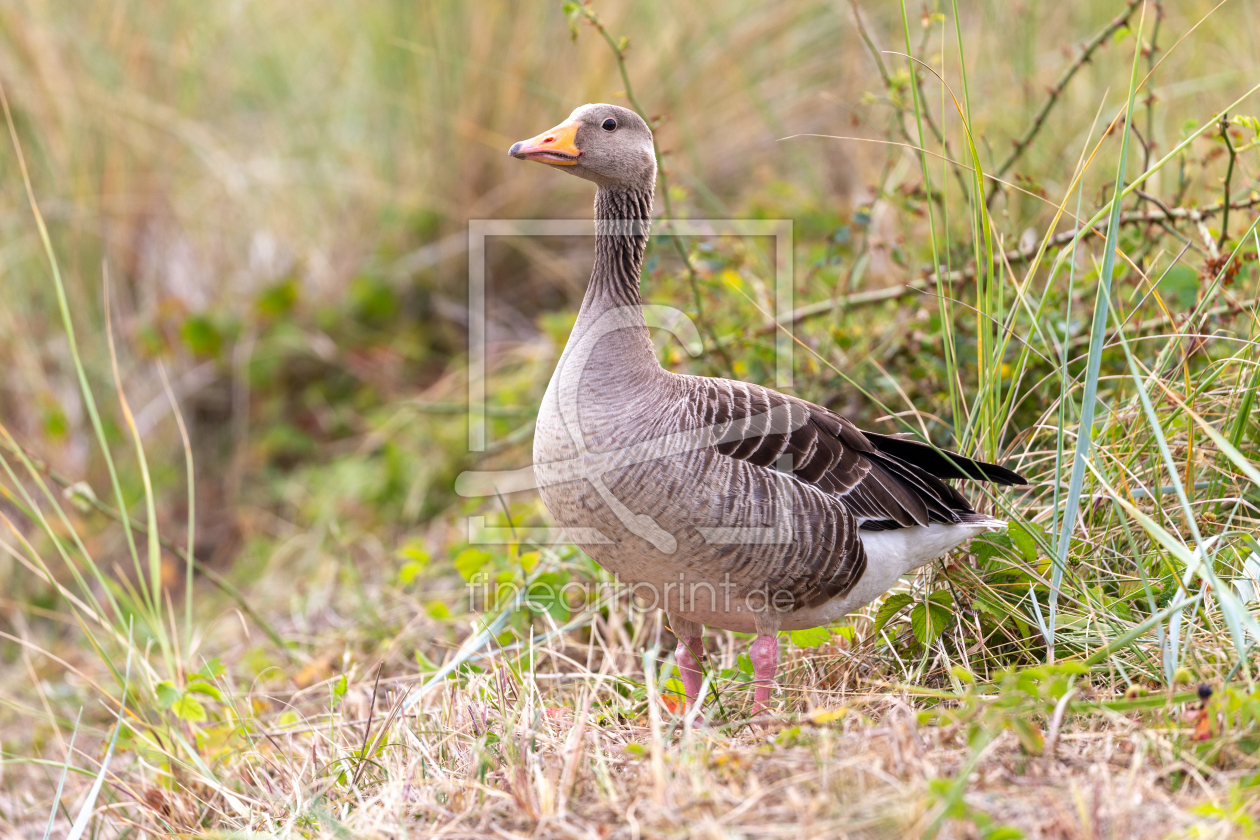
700, 379, 1027, 532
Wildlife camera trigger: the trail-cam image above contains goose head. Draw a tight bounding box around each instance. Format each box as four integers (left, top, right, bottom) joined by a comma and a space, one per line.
509, 103, 656, 192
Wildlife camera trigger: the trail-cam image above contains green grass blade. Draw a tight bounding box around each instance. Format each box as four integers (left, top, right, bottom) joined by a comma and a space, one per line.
65, 644, 130, 840
1090, 461, 1260, 657
1154, 381, 1260, 489
1051, 6, 1147, 647
103, 271, 172, 670
1047, 79, 1260, 281
898, 1, 957, 434
157, 362, 198, 657
41, 708, 81, 840
1082, 592, 1204, 668
1107, 309, 1252, 662
0, 82, 149, 601
403, 558, 556, 711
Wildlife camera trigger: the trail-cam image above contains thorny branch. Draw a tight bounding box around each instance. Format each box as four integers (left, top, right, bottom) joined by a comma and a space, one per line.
985, 0, 1146, 207
849, 0, 971, 200
765, 195, 1260, 334
1218, 114, 1238, 249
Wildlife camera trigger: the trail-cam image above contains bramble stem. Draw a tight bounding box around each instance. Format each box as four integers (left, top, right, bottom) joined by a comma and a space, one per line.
1218, 114, 1237, 249
986, 0, 1144, 207
849, 0, 969, 201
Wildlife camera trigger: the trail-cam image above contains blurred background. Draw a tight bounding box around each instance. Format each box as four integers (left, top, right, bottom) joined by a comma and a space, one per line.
2, 0, 1259, 809
2, 0, 1260, 831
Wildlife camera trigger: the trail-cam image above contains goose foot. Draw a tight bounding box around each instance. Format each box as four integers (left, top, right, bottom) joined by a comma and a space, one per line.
749, 633, 779, 720
676, 635, 706, 718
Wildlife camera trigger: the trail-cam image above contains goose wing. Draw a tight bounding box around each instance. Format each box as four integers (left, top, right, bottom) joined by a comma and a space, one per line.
692, 377, 1025, 529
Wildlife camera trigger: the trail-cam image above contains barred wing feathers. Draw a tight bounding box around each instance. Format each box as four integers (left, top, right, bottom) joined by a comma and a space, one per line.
692, 377, 1025, 530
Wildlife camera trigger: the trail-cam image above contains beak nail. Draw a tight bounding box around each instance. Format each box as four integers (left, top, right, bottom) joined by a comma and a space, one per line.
509, 118, 582, 165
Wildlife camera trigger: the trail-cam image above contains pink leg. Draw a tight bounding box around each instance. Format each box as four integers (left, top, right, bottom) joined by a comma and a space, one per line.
749, 634, 779, 717
675, 636, 705, 713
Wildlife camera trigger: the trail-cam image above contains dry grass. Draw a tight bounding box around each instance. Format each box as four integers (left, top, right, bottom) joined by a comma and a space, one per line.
6, 594, 1251, 839
2, 0, 1260, 838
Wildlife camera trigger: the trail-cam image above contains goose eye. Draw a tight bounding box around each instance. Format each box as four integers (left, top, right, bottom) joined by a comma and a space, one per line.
601, 118, 617, 131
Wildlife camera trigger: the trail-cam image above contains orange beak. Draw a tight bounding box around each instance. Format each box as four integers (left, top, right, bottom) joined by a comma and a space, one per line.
508, 118, 582, 166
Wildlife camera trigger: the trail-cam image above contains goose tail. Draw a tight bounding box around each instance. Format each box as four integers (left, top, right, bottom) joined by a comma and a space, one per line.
864, 432, 1027, 486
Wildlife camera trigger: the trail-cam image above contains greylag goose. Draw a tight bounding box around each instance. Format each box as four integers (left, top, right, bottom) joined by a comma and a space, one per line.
509, 104, 1026, 718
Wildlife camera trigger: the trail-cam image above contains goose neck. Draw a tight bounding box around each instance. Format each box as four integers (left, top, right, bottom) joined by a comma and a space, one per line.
562, 184, 660, 383
586, 185, 652, 310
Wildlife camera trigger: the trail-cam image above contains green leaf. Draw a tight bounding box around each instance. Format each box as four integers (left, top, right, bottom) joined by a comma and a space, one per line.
911, 597, 953, 646
950, 665, 975, 684
974, 533, 1012, 566
397, 541, 430, 566
398, 561, 426, 586
453, 548, 492, 581
425, 600, 452, 620
155, 681, 181, 710
787, 626, 832, 648
562, 1, 582, 40
332, 673, 348, 706
984, 827, 1025, 840
1008, 717, 1044, 754
397, 540, 431, 585
910, 603, 930, 645
1231, 114, 1260, 138
872, 593, 914, 636
1008, 525, 1038, 564
973, 592, 1010, 618
171, 693, 207, 723
194, 657, 226, 681
185, 682, 224, 702
543, 597, 569, 623
256, 279, 298, 319
349, 276, 398, 325
180, 315, 222, 357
